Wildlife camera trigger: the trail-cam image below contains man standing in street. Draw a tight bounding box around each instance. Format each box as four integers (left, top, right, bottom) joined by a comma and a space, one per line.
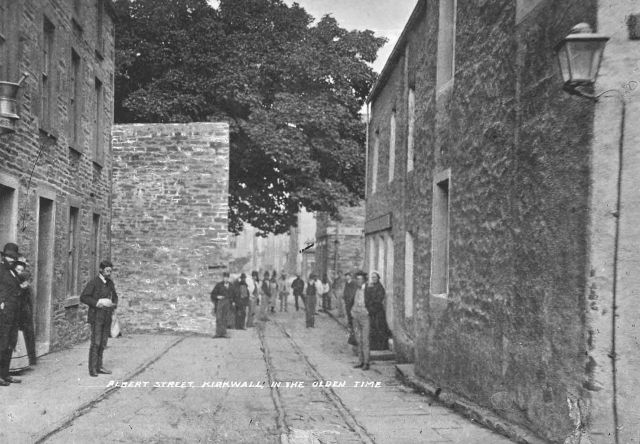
343, 272, 357, 337
80, 260, 118, 377
332, 270, 345, 316
351, 271, 370, 370
211, 272, 232, 338
291, 275, 304, 311
0, 243, 22, 385
233, 273, 250, 329
305, 273, 318, 328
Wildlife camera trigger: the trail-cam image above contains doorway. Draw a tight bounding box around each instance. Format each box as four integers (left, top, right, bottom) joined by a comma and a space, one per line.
35, 197, 55, 355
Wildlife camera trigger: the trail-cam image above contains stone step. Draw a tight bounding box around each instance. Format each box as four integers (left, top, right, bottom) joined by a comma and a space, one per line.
370, 349, 395, 361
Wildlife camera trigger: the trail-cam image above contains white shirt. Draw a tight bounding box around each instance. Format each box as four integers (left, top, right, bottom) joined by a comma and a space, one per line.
351, 284, 367, 315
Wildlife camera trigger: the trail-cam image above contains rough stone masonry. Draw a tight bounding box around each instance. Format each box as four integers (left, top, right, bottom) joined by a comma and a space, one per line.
111, 123, 230, 334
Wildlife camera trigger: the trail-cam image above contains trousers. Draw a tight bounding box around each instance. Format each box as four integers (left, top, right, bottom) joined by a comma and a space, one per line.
353, 311, 370, 365
215, 298, 229, 337
305, 294, 316, 328
88, 314, 111, 373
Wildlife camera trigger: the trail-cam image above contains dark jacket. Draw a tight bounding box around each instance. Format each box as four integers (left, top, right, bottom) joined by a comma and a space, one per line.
343, 280, 358, 313
0, 261, 20, 311
211, 281, 232, 302
232, 281, 250, 306
364, 282, 385, 313
0, 261, 20, 351
291, 277, 304, 295
80, 275, 118, 325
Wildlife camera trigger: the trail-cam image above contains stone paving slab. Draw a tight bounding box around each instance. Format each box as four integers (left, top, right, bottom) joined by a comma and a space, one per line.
1, 334, 181, 443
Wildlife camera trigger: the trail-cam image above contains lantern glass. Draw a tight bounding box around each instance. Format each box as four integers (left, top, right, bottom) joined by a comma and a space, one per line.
556, 44, 571, 83
565, 39, 606, 84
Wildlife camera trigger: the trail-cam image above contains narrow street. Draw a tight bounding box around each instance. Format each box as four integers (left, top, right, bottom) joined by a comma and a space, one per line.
6, 310, 515, 444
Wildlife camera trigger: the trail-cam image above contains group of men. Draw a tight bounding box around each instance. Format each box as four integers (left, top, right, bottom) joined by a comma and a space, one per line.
210, 269, 374, 371
210, 271, 288, 338
0, 240, 118, 382
0, 243, 36, 385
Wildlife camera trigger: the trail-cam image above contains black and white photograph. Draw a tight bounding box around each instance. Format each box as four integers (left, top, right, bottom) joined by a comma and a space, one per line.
0, 0, 638, 442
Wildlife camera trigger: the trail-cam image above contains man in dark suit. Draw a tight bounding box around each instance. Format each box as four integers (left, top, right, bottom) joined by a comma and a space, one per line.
0, 243, 22, 385
80, 260, 118, 377
291, 275, 304, 311
211, 272, 232, 338
232, 274, 250, 329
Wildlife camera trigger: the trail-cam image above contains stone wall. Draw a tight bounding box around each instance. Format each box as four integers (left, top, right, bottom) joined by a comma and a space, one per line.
111, 123, 230, 335
366, 0, 599, 441
315, 205, 365, 279
0, 1, 115, 352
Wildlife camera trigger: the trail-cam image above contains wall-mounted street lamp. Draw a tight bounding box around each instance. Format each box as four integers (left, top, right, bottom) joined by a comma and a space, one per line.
0, 74, 28, 136
557, 24, 630, 444
555, 23, 609, 99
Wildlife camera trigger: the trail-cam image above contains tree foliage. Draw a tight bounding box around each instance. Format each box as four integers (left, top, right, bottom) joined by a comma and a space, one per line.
114, 0, 386, 234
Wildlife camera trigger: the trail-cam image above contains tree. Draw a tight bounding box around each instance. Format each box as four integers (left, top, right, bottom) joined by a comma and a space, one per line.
114, 0, 386, 234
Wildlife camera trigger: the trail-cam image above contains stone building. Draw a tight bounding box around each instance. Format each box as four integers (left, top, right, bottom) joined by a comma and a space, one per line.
287, 209, 316, 279
365, 0, 639, 442
111, 123, 230, 334
0, 0, 115, 352
315, 205, 365, 280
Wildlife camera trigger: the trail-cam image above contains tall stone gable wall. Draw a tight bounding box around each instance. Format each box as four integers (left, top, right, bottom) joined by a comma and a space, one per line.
111, 123, 230, 334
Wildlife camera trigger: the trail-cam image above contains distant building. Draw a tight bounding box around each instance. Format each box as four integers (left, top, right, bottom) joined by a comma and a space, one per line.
365, 0, 640, 442
315, 205, 365, 280
287, 209, 316, 278
0, 0, 115, 352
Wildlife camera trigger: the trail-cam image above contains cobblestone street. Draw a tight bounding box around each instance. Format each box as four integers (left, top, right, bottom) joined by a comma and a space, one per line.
1, 310, 514, 443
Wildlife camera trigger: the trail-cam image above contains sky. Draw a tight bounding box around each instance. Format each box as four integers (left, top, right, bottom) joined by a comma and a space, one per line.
208, 0, 418, 74
283, 0, 417, 73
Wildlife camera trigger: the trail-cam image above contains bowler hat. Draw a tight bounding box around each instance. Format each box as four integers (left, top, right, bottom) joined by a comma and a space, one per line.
1, 243, 19, 259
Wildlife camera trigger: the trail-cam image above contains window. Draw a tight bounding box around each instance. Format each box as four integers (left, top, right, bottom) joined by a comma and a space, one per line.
377, 235, 385, 278
436, 0, 457, 91
407, 88, 415, 172
430, 173, 450, 295
69, 50, 81, 148
404, 231, 414, 318
0, 182, 17, 248
385, 234, 394, 291
94, 77, 103, 162
95, 0, 104, 55
66, 207, 80, 296
41, 17, 55, 130
367, 236, 375, 275
389, 111, 396, 183
371, 133, 379, 194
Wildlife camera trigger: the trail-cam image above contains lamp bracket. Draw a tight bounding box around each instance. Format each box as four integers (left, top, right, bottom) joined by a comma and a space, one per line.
563, 84, 623, 102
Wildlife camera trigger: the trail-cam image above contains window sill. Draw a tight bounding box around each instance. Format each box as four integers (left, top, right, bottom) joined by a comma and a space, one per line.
429, 292, 448, 300
39, 127, 58, 141
64, 296, 80, 308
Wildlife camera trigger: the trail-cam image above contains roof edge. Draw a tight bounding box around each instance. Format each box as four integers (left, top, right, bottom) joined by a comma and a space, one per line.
366, 0, 426, 105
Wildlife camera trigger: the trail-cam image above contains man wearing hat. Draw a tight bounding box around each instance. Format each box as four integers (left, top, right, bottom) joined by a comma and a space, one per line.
0, 242, 22, 385
210, 272, 232, 338
80, 260, 118, 377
